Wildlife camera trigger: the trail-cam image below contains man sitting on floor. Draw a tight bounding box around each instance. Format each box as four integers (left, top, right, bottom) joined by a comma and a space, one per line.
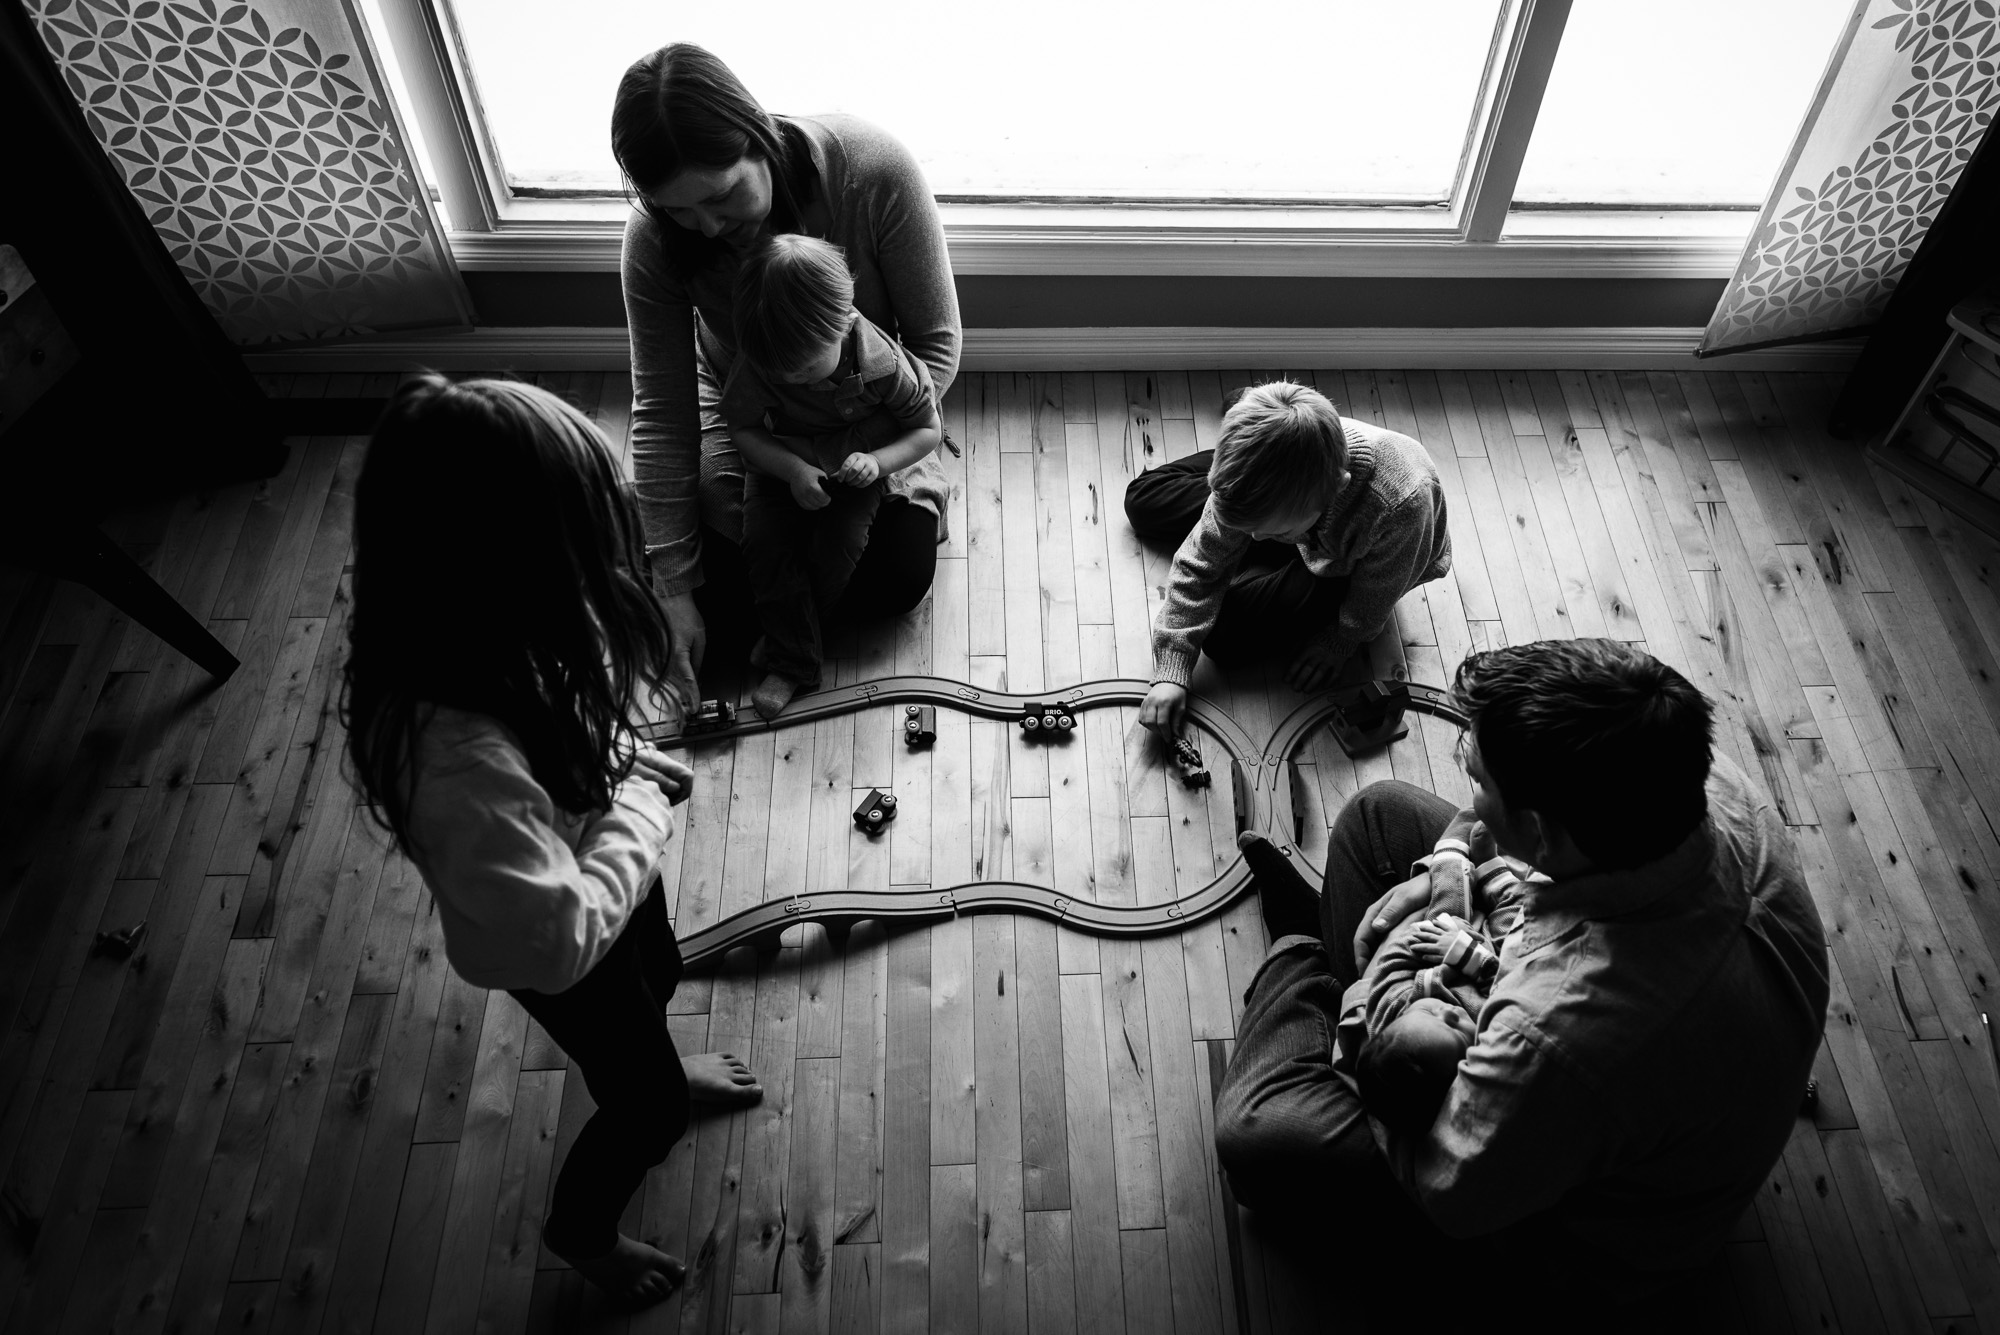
1215, 639, 1830, 1306
1129, 380, 1450, 739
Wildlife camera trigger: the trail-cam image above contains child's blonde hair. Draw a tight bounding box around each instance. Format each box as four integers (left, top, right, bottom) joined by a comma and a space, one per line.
1206, 381, 1348, 529
734, 234, 855, 375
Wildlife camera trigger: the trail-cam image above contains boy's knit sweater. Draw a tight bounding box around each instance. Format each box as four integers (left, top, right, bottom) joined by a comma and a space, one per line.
1150, 419, 1451, 686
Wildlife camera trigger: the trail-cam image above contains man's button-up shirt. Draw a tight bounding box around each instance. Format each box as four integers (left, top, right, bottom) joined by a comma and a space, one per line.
1383, 757, 1830, 1274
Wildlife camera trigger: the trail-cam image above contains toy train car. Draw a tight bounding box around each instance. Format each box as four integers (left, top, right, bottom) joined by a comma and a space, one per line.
1018, 700, 1076, 742
903, 704, 937, 748
682, 698, 736, 738
1170, 736, 1211, 788
853, 788, 898, 834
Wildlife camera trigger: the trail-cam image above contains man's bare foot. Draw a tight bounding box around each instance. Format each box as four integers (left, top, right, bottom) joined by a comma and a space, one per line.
751, 672, 802, 721
555, 1233, 684, 1308
684, 1052, 762, 1106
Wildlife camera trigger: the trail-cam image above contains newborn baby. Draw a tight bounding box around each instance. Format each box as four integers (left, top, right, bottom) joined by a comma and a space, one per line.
1352, 915, 1488, 1134
1356, 996, 1477, 1133
1335, 812, 1544, 1135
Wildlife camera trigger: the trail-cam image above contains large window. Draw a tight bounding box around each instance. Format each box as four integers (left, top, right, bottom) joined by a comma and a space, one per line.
1511, 0, 1856, 206
447, 0, 1508, 204
370, 0, 1857, 267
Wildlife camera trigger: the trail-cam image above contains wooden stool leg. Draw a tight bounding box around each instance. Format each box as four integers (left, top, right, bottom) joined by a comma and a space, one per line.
69, 525, 238, 679
13, 516, 239, 680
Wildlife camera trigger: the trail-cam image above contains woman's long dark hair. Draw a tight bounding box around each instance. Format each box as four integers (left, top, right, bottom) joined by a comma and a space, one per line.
610, 43, 815, 279
342, 374, 677, 857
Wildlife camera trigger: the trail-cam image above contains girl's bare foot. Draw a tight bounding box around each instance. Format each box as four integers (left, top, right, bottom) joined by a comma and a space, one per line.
751, 672, 801, 721
684, 1052, 762, 1106
555, 1233, 684, 1308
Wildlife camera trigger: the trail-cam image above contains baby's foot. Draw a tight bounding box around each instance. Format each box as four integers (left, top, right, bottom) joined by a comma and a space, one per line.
751, 672, 802, 721
684, 1052, 762, 1107
554, 1233, 684, 1308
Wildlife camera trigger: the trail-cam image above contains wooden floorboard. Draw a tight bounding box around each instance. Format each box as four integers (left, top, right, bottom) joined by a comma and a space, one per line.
1, 370, 1996, 1332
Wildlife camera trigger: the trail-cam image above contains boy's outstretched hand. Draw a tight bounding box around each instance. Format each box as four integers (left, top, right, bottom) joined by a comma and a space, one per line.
1138, 681, 1189, 737
789, 467, 832, 511
1284, 641, 1345, 692
834, 452, 882, 487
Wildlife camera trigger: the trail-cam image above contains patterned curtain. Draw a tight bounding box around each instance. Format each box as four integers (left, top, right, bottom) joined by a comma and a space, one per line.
1701, 0, 2000, 356
23, 0, 473, 346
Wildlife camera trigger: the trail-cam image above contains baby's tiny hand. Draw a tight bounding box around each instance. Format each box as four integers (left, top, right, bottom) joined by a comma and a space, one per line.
836, 452, 882, 486
1406, 916, 1452, 963
790, 468, 832, 511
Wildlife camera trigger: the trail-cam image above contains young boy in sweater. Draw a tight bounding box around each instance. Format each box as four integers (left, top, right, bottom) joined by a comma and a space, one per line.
1130, 382, 1451, 737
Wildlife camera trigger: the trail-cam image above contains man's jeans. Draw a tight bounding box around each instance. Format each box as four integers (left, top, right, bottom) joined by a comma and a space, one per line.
1212, 780, 1457, 1219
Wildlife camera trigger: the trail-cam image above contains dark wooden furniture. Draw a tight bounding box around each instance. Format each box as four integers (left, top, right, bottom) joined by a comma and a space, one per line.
1870, 290, 2000, 540
0, 245, 241, 679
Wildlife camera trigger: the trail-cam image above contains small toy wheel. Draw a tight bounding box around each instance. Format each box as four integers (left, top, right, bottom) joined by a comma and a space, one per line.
907, 705, 919, 717
1023, 715, 1040, 731
880, 794, 898, 811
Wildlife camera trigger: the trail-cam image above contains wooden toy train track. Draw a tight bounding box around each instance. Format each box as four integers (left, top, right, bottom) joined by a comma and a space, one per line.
635, 676, 1467, 969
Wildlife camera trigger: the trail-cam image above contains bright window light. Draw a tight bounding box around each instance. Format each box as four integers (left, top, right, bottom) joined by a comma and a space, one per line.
1510, 0, 1854, 207
445, 0, 1506, 202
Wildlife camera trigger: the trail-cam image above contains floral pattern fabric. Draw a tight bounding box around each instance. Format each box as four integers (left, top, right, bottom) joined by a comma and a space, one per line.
26, 0, 471, 345
1702, 0, 2000, 354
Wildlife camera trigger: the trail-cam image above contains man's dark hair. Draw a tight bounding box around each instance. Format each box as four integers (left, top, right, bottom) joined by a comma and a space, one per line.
1452, 639, 1714, 869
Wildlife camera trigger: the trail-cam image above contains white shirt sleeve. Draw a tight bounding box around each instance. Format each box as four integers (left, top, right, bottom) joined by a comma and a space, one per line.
406, 722, 675, 994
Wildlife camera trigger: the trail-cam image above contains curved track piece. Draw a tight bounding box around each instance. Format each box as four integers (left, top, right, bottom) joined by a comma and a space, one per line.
652, 675, 1450, 969
640, 675, 1260, 761
1256, 682, 1469, 885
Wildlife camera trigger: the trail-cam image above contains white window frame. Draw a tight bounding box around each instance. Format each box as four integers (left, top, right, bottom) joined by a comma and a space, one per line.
374, 0, 1755, 279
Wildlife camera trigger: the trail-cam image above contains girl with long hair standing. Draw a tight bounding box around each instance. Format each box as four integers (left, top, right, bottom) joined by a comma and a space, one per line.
343, 375, 759, 1306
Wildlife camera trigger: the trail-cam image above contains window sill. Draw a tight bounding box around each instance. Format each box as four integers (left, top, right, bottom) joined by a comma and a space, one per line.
447, 204, 1753, 280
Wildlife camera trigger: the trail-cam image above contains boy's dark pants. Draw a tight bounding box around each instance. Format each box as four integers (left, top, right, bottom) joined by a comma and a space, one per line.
510, 880, 687, 1261
741, 470, 885, 687
1122, 449, 1347, 665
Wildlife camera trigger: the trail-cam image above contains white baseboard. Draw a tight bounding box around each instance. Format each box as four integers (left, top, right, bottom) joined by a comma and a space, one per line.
957, 327, 1861, 371
246, 327, 630, 373
243, 325, 1862, 374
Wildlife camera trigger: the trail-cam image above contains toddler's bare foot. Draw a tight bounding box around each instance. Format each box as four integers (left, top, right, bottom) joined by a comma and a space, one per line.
751, 672, 802, 721
684, 1052, 762, 1106
555, 1233, 684, 1308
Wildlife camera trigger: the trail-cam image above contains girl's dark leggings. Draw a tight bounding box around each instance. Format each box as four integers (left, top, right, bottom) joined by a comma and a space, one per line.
509, 879, 688, 1260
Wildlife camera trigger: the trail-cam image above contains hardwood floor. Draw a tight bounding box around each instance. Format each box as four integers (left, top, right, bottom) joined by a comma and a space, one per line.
1, 366, 1997, 1333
